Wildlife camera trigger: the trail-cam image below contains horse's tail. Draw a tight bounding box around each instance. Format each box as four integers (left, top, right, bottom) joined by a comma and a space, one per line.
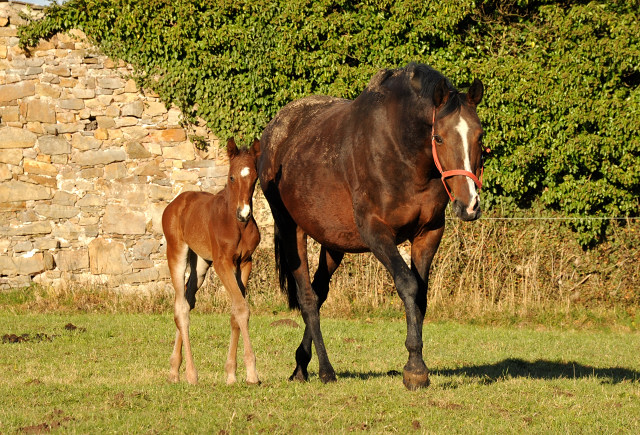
185, 249, 198, 310
274, 222, 300, 310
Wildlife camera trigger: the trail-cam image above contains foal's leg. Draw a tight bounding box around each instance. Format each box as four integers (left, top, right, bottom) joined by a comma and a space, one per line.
214, 259, 259, 385
238, 258, 259, 384
291, 246, 344, 382
167, 241, 193, 383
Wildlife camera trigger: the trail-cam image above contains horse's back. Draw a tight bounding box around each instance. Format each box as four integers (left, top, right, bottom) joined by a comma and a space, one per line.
259, 95, 371, 251
259, 95, 350, 179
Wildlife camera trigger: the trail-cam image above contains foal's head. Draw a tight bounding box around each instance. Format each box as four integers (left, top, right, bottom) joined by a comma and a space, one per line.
430, 77, 485, 221
226, 138, 260, 223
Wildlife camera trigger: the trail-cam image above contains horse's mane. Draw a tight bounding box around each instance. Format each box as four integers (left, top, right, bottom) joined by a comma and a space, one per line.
365, 62, 462, 118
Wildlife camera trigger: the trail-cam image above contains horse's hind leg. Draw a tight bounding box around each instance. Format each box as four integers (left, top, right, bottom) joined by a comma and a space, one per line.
291, 246, 344, 382
286, 227, 336, 383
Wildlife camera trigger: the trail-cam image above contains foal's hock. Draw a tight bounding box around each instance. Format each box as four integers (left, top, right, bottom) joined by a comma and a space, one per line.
162, 138, 261, 385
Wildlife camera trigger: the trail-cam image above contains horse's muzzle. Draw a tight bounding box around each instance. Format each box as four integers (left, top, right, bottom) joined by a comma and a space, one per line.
452, 199, 482, 221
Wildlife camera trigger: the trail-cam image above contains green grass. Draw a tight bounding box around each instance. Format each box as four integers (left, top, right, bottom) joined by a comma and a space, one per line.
1, 311, 639, 433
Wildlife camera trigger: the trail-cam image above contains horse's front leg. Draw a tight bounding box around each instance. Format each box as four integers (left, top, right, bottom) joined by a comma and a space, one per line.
358, 217, 429, 390
408, 225, 446, 374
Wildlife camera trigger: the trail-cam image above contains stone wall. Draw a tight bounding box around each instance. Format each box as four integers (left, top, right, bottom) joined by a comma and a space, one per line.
0, 2, 272, 292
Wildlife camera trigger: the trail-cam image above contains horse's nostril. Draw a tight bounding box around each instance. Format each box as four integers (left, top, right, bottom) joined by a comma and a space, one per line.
466, 196, 479, 214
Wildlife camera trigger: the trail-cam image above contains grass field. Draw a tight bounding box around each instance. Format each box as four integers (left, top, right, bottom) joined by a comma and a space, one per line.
2, 310, 639, 433
1, 218, 638, 432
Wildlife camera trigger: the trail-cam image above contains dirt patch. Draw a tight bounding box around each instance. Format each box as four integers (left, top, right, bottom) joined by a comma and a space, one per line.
64, 323, 87, 332
269, 319, 300, 328
19, 409, 72, 433
2, 333, 54, 343
3, 323, 85, 344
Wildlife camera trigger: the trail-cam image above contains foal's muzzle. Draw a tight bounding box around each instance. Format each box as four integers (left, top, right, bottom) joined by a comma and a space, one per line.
236, 204, 251, 222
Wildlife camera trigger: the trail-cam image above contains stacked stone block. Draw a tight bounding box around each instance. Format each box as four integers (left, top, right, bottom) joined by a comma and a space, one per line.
0, 3, 273, 293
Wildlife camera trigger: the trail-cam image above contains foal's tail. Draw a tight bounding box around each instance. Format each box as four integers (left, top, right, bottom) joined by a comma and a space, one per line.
185, 249, 198, 310
274, 223, 300, 310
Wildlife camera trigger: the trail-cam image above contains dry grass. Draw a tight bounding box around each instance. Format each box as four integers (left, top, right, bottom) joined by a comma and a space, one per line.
5, 217, 638, 329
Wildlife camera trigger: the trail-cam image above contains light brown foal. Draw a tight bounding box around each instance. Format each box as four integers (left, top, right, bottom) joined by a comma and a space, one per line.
162, 138, 261, 385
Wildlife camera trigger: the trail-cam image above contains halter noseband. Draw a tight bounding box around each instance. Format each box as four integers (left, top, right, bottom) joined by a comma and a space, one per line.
431, 109, 485, 202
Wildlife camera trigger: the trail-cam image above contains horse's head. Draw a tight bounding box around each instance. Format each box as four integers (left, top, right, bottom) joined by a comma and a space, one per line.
429, 77, 485, 221
226, 137, 260, 223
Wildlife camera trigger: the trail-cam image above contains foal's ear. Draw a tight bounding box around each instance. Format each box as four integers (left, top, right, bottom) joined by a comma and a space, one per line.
433, 78, 450, 109
250, 139, 261, 158
467, 78, 484, 106
226, 137, 239, 158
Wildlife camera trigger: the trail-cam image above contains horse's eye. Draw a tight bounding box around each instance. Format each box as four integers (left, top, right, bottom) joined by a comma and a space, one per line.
230, 176, 235, 183
433, 135, 443, 145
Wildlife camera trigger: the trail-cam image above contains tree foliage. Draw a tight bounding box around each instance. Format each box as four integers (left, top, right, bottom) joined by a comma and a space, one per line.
19, 0, 640, 246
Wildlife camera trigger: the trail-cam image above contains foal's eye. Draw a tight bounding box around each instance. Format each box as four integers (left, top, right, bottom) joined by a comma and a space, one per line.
230, 176, 235, 182
433, 135, 443, 145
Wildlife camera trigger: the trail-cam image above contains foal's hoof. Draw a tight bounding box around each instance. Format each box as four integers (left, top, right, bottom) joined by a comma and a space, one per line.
246, 379, 261, 386
186, 372, 198, 385
168, 373, 179, 384
402, 368, 430, 391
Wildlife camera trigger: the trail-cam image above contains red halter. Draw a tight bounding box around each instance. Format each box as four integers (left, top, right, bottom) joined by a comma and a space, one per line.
431, 109, 485, 202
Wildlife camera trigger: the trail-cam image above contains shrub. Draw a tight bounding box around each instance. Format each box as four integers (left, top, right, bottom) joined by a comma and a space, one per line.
18, 0, 640, 245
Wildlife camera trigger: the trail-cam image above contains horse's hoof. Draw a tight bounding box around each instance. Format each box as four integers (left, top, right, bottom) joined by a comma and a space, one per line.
289, 367, 308, 382
168, 373, 179, 384
402, 368, 430, 390
246, 379, 261, 386
319, 370, 337, 384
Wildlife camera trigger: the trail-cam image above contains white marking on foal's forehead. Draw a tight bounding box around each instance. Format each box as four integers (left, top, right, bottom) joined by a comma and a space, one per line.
240, 167, 250, 177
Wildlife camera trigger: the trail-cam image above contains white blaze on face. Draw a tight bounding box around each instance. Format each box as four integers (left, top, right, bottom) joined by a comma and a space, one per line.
455, 117, 479, 212
240, 167, 250, 178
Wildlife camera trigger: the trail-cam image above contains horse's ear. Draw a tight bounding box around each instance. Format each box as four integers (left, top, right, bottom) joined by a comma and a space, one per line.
250, 139, 261, 158
226, 137, 239, 158
368, 68, 393, 90
467, 78, 484, 106
433, 78, 450, 109
409, 67, 423, 95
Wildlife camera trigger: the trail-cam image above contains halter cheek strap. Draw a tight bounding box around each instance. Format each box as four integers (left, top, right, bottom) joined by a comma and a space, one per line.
431, 110, 485, 202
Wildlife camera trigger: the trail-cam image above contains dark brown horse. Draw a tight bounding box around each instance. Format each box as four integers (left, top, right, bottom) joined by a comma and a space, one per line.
162, 138, 261, 385
258, 62, 485, 390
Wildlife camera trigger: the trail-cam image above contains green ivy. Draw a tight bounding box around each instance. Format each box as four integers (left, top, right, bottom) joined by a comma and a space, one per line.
18, 0, 640, 246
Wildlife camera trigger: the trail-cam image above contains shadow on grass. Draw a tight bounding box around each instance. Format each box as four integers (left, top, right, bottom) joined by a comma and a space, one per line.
337, 359, 640, 384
